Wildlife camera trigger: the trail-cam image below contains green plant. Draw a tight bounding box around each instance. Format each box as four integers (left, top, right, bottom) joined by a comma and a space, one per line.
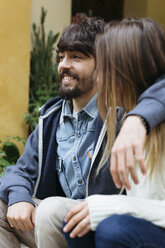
25, 7, 60, 133
0, 137, 26, 177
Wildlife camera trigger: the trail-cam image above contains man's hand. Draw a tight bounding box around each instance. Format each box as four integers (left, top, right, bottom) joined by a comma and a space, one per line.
110, 116, 147, 190
63, 201, 91, 238
7, 202, 35, 231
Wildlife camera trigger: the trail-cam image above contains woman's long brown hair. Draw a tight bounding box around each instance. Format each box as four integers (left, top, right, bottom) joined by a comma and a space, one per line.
96, 18, 165, 177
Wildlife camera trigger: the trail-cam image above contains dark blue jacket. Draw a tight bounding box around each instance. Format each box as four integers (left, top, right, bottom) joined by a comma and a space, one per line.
0, 77, 165, 206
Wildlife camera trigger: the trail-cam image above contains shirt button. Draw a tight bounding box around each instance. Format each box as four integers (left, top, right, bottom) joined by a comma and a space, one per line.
77, 133, 81, 138
78, 179, 82, 184
73, 156, 76, 161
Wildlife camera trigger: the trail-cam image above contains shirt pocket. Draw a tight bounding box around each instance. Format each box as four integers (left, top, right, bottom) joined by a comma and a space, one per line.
56, 157, 71, 198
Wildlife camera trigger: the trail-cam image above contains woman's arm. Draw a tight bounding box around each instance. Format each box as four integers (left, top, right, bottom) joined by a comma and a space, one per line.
63, 193, 165, 237
87, 194, 165, 231
127, 75, 165, 132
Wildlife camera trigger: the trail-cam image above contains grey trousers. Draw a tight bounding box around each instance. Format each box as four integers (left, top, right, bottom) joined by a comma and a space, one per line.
0, 197, 78, 248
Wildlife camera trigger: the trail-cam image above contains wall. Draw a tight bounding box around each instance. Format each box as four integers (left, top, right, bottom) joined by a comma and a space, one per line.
147, 0, 165, 27
124, 0, 165, 26
0, 0, 31, 152
123, 0, 147, 18
31, 0, 72, 43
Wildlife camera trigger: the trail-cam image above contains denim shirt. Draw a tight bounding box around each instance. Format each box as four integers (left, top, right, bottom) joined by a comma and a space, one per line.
56, 95, 98, 199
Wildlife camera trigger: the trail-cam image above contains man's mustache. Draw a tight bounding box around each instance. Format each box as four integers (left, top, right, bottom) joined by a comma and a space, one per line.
59, 69, 80, 81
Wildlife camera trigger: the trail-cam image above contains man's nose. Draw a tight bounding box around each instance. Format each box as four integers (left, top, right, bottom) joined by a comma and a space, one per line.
59, 57, 72, 71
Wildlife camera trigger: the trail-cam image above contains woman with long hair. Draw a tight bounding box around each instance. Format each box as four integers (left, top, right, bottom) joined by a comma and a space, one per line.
63, 18, 165, 248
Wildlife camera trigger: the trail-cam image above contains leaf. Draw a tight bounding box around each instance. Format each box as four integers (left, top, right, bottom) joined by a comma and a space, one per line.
2, 142, 20, 163
0, 158, 11, 167
0, 151, 6, 157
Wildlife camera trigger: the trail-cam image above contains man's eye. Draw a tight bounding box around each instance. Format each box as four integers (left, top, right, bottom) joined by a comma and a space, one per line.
58, 56, 64, 62
57, 54, 64, 62
73, 55, 81, 60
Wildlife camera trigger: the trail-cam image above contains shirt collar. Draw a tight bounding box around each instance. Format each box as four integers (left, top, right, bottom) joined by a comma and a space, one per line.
59, 94, 98, 124
59, 100, 72, 124
82, 94, 98, 118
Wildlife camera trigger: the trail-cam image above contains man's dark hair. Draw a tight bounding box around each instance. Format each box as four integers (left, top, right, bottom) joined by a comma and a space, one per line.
57, 17, 105, 57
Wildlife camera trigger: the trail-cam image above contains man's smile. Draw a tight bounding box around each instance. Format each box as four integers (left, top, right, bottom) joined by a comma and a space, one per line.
62, 75, 76, 86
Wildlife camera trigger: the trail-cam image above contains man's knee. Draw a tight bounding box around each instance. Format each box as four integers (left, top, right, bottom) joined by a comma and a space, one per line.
0, 199, 8, 221
35, 197, 77, 229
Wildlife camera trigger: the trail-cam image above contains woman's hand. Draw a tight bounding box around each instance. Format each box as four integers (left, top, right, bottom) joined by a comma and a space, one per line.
110, 116, 146, 190
63, 201, 91, 238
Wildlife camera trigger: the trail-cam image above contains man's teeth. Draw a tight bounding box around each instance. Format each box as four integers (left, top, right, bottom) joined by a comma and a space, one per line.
63, 76, 73, 80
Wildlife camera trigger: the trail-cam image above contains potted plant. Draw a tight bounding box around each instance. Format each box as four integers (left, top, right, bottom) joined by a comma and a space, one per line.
0, 136, 26, 177
25, 7, 60, 132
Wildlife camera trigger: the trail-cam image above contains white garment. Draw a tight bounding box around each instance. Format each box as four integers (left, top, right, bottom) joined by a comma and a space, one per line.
87, 166, 165, 231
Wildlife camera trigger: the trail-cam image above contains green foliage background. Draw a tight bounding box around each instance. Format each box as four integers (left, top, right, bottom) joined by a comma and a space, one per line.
0, 137, 26, 177
25, 7, 60, 132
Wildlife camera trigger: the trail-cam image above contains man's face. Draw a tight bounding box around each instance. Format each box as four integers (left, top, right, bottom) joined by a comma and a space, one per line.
58, 51, 95, 99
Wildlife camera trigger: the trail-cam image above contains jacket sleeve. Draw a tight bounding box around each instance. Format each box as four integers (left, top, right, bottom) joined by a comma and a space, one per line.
0, 126, 39, 206
127, 76, 165, 132
87, 194, 165, 231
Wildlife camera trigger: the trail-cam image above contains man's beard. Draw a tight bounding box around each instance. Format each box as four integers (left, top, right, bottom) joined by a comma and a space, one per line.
58, 69, 94, 100
58, 85, 82, 100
